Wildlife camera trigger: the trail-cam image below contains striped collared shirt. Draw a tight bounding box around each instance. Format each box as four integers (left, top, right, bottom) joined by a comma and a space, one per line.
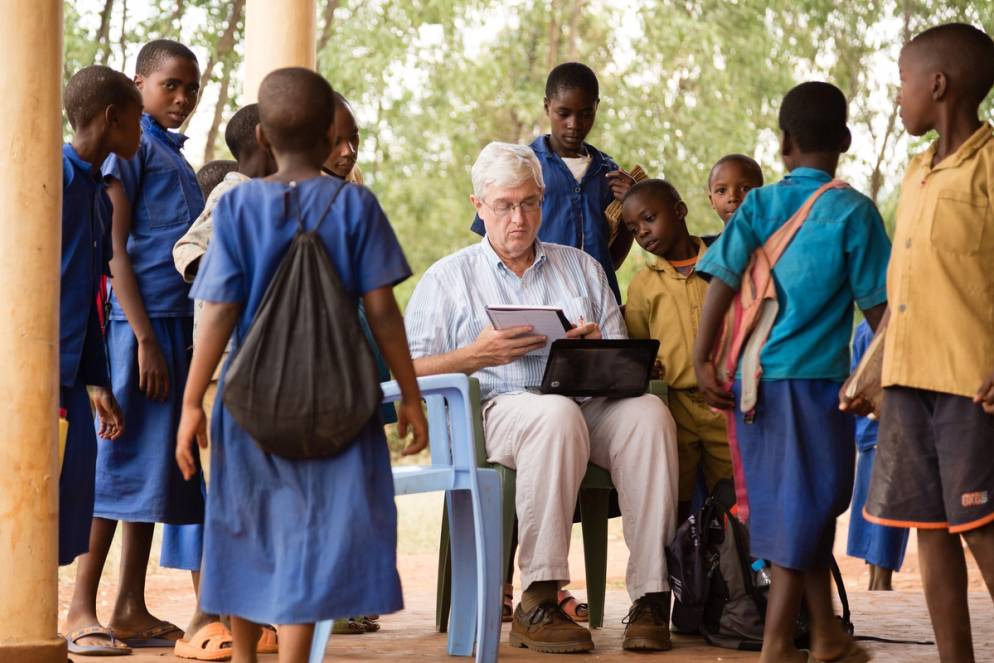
405, 236, 626, 401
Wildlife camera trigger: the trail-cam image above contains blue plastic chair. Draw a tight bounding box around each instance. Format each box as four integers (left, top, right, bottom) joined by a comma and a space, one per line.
309, 374, 502, 663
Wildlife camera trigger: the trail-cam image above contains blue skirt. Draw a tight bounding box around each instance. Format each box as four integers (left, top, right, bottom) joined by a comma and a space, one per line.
59, 380, 98, 565
733, 379, 855, 571
199, 385, 403, 624
94, 318, 204, 524
161, 523, 204, 571
847, 445, 908, 571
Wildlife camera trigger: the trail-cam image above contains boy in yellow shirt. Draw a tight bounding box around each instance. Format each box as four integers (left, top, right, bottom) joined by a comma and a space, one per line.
623, 179, 731, 522
846, 23, 994, 663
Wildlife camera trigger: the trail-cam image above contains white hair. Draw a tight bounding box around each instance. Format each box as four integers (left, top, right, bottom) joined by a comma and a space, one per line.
471, 142, 545, 199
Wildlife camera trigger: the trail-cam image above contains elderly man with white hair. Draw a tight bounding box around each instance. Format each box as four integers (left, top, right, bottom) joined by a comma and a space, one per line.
405, 142, 679, 654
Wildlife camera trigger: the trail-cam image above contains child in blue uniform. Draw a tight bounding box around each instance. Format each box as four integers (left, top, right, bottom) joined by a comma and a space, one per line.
59, 65, 141, 655
470, 62, 634, 302
846, 320, 908, 590
694, 82, 891, 663
175, 68, 428, 663
65, 39, 206, 650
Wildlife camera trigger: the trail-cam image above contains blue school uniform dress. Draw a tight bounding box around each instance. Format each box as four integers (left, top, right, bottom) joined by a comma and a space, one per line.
470, 135, 622, 302
58, 144, 115, 565
95, 113, 205, 526
697, 167, 891, 571
192, 177, 410, 624
846, 321, 908, 571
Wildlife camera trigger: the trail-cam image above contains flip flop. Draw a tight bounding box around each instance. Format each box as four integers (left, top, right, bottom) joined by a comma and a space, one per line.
117, 621, 184, 648
257, 625, 279, 654
174, 622, 232, 661
558, 593, 589, 623
66, 626, 132, 656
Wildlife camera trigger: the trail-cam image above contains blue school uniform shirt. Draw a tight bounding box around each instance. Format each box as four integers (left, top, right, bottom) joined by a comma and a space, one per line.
102, 114, 204, 320
61, 144, 113, 388
697, 167, 891, 382
191, 177, 411, 357
470, 135, 622, 301
851, 320, 879, 451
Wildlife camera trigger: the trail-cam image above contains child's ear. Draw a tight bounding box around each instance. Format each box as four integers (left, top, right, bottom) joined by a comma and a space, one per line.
675, 200, 689, 220
543, 97, 551, 115
104, 104, 119, 127
932, 71, 948, 101
779, 130, 792, 157
133, 74, 145, 91
255, 124, 272, 154
840, 127, 853, 154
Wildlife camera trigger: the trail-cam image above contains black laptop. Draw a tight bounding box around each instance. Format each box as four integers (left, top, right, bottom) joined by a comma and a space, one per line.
530, 339, 660, 398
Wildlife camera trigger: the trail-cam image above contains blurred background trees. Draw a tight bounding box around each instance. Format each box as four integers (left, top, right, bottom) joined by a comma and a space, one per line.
64, 0, 994, 303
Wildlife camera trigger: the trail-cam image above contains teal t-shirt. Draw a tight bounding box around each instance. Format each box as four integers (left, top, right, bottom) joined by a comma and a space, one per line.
697, 167, 891, 382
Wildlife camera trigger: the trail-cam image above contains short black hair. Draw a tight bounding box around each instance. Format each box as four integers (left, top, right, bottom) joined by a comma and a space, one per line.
196, 160, 238, 198
224, 104, 261, 161
907, 23, 994, 105
545, 62, 599, 100
778, 82, 849, 153
623, 178, 683, 206
64, 65, 142, 130
708, 154, 764, 188
258, 67, 336, 152
136, 39, 198, 76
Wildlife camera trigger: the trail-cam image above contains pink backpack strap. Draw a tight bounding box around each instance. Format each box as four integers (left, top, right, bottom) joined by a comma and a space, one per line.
762, 179, 849, 266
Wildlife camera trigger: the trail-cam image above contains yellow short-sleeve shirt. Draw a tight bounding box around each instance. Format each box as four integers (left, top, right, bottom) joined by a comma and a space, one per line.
625, 237, 709, 390
883, 122, 994, 398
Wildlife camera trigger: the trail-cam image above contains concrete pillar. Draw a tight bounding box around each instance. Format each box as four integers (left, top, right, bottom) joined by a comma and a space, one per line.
0, 1, 66, 662
243, 0, 317, 102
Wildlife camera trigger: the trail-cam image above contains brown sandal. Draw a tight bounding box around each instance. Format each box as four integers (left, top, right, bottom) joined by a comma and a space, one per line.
558, 592, 589, 623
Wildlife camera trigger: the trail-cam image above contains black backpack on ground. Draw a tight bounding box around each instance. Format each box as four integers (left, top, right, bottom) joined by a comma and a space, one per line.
667, 479, 932, 651
222, 181, 382, 459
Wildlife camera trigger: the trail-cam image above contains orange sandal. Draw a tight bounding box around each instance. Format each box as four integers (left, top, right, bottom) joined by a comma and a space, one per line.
257, 625, 279, 654
174, 622, 233, 661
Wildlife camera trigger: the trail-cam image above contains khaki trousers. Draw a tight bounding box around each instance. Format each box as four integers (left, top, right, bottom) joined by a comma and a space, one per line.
482, 392, 679, 600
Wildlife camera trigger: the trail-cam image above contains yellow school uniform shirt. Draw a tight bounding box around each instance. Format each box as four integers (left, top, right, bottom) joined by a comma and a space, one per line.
625, 237, 709, 390
883, 122, 994, 398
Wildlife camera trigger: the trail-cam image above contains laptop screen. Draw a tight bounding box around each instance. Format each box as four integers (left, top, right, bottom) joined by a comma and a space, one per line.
541, 339, 660, 398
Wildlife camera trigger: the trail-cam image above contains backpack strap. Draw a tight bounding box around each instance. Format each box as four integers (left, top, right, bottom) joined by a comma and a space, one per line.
761, 179, 848, 268
286, 179, 349, 235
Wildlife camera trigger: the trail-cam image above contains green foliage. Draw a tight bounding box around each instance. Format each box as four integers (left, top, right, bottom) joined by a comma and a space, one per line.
63, 0, 994, 308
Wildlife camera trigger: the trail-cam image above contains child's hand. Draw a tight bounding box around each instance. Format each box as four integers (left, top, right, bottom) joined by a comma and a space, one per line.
396, 398, 429, 456
695, 360, 735, 410
138, 338, 170, 401
975, 370, 994, 415
606, 169, 636, 202
176, 404, 207, 481
651, 360, 664, 380
90, 386, 124, 441
838, 377, 877, 417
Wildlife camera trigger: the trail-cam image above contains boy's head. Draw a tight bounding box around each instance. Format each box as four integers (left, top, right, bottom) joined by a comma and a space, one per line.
323, 92, 360, 179
707, 154, 764, 224
621, 179, 690, 259
543, 62, 599, 156
257, 67, 336, 164
134, 39, 200, 130
225, 104, 262, 162
898, 23, 994, 136
64, 65, 143, 160
196, 160, 238, 198
778, 81, 851, 170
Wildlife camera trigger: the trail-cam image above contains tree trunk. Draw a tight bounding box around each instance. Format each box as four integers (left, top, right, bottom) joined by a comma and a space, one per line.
566, 0, 584, 60
317, 0, 341, 54
546, 0, 561, 71
182, 0, 244, 133
96, 0, 114, 64
119, 0, 128, 70
169, 0, 186, 37
203, 59, 233, 163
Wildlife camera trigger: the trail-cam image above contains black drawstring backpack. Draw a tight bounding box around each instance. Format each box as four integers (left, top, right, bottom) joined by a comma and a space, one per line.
222, 180, 383, 459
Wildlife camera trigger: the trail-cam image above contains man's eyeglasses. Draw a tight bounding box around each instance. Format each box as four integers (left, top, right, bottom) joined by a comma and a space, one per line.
481, 197, 543, 218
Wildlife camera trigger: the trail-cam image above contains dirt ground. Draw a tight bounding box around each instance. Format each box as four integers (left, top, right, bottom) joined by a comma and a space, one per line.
59, 494, 993, 662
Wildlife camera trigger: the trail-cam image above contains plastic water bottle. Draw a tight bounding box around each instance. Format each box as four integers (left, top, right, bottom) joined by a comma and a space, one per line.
752, 559, 772, 587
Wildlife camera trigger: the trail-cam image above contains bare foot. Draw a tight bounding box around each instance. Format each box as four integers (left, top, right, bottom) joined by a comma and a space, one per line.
759, 644, 807, 663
